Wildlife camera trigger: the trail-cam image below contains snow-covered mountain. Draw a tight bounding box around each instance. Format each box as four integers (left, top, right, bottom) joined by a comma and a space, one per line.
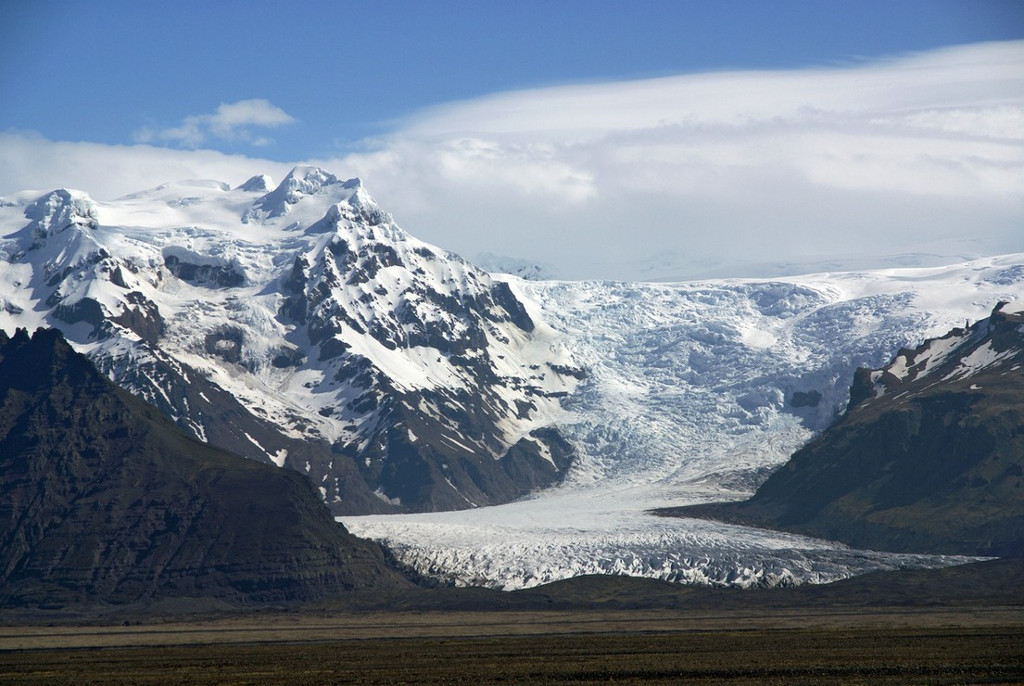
0, 168, 581, 514
849, 299, 1024, 409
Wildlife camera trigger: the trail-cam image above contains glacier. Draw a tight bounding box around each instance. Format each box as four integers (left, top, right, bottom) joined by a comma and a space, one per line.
341, 257, 1024, 589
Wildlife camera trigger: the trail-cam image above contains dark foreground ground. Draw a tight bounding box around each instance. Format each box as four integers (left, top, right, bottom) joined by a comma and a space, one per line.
1, 622, 1022, 685
2, 558, 1022, 685
1, 611, 1022, 685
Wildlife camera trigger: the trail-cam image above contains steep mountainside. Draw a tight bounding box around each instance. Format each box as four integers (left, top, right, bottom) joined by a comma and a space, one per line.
0, 169, 581, 514
662, 302, 1024, 557
0, 327, 409, 608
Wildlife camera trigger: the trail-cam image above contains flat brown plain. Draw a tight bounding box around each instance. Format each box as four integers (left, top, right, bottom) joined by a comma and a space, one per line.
2, 607, 1023, 685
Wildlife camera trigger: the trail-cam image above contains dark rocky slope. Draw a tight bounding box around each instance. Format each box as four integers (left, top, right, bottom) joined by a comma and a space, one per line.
660, 302, 1024, 557
0, 328, 410, 608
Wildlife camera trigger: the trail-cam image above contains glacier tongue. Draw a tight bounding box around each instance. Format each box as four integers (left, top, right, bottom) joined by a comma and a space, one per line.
342, 256, 1024, 589
342, 486, 975, 590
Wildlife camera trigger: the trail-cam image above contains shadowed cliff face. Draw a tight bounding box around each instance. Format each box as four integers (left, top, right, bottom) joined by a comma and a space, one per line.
0, 328, 410, 609
663, 303, 1024, 558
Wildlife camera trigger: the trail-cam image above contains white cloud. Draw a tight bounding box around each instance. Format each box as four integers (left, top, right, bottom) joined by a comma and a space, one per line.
334, 41, 1024, 279
1, 43, 1022, 281
134, 99, 295, 148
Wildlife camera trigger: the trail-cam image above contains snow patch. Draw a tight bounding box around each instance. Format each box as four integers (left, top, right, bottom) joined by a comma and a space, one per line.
270, 449, 288, 468
373, 489, 401, 506
945, 341, 1015, 380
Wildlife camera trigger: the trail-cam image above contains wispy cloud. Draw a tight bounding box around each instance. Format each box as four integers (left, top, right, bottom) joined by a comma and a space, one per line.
133, 99, 295, 148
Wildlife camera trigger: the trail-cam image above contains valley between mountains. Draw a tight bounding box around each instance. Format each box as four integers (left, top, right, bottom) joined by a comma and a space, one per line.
1, 167, 1022, 601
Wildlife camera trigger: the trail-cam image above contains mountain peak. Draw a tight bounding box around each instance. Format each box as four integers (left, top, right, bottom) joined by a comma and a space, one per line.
0, 326, 99, 395
273, 165, 337, 201
244, 166, 363, 222
283, 164, 337, 184
236, 174, 274, 193
22, 188, 97, 240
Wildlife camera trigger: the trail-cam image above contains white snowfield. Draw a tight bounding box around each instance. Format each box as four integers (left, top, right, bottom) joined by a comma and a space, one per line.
342, 256, 1024, 589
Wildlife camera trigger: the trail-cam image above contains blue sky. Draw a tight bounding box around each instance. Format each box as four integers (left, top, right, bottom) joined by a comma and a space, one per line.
1, 1, 1022, 279
3, 0, 1022, 158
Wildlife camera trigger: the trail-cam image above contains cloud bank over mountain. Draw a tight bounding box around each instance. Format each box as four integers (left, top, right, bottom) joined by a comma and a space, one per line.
2, 41, 1021, 281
